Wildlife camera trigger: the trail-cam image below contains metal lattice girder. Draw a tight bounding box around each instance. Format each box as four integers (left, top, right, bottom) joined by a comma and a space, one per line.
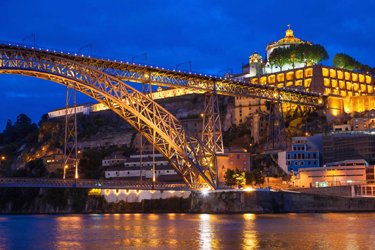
63, 86, 79, 179
202, 91, 224, 154
0, 44, 323, 106
200, 86, 224, 188
0, 47, 216, 189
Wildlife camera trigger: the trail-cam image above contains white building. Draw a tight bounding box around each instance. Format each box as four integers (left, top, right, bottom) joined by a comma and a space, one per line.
102, 154, 127, 167
104, 152, 181, 182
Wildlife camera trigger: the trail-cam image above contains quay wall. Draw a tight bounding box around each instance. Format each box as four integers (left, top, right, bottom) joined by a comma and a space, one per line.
190, 190, 375, 213
1, 187, 375, 214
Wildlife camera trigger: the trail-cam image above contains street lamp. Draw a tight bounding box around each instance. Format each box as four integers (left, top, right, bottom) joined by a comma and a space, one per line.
0, 156, 5, 167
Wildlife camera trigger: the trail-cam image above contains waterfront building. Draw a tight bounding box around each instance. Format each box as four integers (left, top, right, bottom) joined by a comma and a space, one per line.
217, 148, 251, 185
323, 131, 375, 164
297, 159, 369, 188
104, 152, 181, 182
286, 135, 322, 173
102, 153, 127, 167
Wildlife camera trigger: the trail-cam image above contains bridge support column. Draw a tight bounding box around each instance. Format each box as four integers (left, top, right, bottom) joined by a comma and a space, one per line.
201, 82, 224, 188
63, 86, 79, 179
267, 98, 287, 151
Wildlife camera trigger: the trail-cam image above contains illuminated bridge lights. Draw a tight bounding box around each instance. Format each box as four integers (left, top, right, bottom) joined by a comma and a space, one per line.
1, 43, 364, 189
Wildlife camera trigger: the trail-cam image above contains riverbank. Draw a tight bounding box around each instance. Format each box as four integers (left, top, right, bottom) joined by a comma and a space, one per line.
1, 187, 375, 214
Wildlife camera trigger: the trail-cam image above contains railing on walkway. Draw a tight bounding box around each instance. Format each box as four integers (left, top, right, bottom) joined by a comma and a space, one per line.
0, 178, 190, 190
354, 185, 375, 197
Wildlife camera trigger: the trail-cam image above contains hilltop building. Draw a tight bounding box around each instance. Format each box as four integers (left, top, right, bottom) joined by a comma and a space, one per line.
232, 26, 374, 127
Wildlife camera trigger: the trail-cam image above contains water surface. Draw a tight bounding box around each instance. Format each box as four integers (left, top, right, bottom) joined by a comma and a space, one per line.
0, 213, 375, 249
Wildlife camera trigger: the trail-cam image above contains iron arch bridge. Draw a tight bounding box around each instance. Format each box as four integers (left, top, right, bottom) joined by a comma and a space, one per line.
0, 44, 323, 190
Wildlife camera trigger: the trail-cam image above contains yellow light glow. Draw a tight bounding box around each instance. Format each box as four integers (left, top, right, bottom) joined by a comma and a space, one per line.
243, 187, 255, 192
88, 188, 102, 196
201, 188, 210, 196
243, 213, 256, 220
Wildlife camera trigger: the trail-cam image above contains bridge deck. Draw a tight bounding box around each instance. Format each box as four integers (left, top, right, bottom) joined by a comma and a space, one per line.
0, 178, 190, 190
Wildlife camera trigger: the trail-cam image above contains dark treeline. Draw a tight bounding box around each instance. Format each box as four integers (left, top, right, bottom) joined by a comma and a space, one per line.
333, 53, 375, 75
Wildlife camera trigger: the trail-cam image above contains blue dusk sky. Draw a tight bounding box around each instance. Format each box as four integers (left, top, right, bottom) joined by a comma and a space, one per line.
0, 0, 374, 130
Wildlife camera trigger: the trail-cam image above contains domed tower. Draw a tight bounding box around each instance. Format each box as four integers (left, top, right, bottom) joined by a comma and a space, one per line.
249, 51, 263, 77
266, 25, 310, 59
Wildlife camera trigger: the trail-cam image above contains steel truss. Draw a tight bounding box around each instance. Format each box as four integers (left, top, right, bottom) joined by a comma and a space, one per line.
0, 47, 215, 189
0, 44, 325, 189
0, 44, 323, 106
63, 86, 79, 179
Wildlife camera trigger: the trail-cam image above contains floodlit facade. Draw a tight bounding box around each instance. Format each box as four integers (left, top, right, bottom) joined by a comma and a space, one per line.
217, 148, 251, 185
286, 136, 321, 173
297, 159, 369, 188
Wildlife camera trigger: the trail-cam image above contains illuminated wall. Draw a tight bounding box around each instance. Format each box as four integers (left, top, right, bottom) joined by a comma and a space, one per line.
249, 67, 314, 91
321, 67, 373, 97
245, 66, 375, 121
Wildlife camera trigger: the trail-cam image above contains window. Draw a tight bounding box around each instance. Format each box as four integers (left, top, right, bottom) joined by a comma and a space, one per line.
237, 154, 240, 160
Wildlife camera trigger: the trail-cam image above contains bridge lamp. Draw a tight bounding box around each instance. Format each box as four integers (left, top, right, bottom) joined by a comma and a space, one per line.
0, 156, 5, 167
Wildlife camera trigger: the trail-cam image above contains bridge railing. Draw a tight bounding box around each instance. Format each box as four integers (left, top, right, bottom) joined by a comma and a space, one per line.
0, 178, 189, 190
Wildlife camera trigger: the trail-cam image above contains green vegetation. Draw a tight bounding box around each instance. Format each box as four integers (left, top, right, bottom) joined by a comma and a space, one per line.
268, 44, 328, 69
333, 53, 375, 75
224, 168, 265, 188
0, 114, 38, 175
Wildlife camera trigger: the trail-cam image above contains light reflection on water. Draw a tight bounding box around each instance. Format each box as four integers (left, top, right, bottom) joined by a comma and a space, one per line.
1, 213, 375, 249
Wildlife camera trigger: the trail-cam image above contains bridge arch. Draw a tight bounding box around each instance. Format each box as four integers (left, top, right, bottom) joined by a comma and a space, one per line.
0, 47, 216, 189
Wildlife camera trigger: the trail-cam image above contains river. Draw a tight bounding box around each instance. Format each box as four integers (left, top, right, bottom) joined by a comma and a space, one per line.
0, 213, 375, 249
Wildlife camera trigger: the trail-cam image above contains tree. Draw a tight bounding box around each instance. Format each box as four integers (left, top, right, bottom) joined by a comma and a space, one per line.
224, 168, 247, 188
245, 166, 265, 186
224, 169, 236, 186
333, 53, 374, 72
233, 171, 246, 188
269, 44, 328, 68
